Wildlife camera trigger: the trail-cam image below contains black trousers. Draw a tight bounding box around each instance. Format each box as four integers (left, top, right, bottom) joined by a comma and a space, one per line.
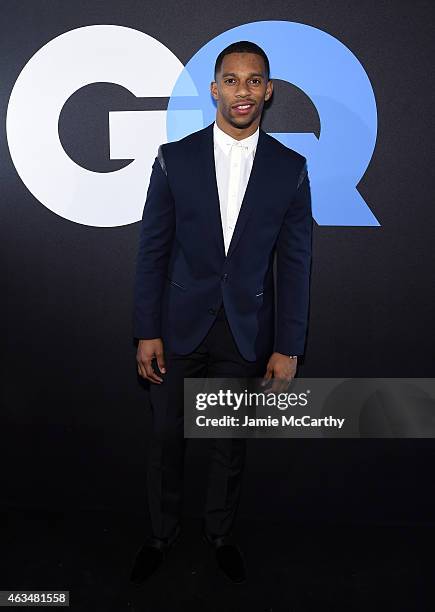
147, 303, 270, 542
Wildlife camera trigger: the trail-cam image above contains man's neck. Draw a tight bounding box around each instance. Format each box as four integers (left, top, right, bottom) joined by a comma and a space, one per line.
215, 114, 259, 141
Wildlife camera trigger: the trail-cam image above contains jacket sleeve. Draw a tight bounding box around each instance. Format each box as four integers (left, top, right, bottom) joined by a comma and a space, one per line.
273, 160, 313, 356
133, 146, 175, 339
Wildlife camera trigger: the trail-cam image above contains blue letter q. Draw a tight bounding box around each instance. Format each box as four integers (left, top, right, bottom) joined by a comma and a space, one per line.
167, 20, 379, 226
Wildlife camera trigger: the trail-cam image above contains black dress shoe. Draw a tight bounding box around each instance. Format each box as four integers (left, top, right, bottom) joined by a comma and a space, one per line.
202, 530, 247, 583
130, 525, 181, 585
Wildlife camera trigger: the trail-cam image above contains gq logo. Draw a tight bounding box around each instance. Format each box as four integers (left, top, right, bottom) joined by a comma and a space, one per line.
6, 22, 379, 227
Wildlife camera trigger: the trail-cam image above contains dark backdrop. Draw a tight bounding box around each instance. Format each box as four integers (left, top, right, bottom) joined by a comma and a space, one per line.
2, 0, 434, 526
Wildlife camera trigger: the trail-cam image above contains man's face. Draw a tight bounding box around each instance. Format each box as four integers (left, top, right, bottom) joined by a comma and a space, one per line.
211, 52, 273, 131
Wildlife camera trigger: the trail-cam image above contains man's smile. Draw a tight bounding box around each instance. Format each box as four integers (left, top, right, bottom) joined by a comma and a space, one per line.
231, 101, 255, 115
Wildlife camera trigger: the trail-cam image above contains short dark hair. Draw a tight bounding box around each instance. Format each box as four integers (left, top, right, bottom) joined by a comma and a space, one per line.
214, 41, 270, 81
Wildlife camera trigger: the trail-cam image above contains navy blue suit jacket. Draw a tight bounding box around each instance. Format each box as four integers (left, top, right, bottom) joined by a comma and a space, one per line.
133, 121, 312, 361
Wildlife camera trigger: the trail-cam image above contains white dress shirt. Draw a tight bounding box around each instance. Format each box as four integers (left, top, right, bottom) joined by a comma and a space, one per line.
213, 121, 259, 255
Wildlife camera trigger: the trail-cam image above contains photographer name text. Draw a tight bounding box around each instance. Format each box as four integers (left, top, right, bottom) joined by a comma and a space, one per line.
196, 415, 345, 429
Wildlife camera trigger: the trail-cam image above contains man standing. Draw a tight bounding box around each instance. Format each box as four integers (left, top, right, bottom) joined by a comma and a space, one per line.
131, 41, 312, 584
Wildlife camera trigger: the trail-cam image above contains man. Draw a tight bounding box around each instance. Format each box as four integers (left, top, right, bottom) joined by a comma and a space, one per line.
131, 40, 312, 585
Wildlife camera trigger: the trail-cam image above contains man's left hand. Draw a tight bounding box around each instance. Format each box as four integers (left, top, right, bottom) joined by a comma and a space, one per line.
261, 352, 297, 393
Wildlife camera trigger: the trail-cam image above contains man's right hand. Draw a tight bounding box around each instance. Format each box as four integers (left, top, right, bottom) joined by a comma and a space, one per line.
136, 338, 166, 384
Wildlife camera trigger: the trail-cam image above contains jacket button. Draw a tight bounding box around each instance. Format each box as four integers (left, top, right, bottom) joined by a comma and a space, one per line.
221, 273, 228, 282
208, 308, 216, 315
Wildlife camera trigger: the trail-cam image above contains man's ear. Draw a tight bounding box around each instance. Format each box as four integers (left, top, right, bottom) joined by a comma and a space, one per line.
210, 80, 219, 101
265, 79, 273, 102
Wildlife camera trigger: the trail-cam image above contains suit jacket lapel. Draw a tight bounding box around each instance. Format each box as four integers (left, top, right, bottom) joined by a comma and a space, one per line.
199, 122, 271, 260
199, 123, 226, 260
226, 128, 270, 259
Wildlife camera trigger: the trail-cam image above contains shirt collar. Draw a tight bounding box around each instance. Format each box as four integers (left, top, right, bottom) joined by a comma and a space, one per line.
213, 121, 259, 156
